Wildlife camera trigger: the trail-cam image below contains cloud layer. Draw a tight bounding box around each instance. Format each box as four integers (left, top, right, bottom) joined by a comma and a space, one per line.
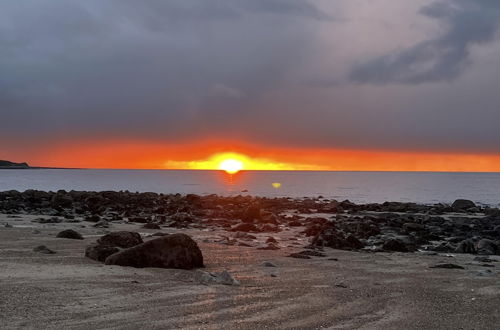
1, 0, 500, 156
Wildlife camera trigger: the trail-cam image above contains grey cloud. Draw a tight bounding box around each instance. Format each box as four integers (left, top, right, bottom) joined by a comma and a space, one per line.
350, 0, 500, 84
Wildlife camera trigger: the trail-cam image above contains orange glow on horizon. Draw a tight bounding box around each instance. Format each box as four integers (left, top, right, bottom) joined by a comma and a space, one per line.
4, 138, 500, 173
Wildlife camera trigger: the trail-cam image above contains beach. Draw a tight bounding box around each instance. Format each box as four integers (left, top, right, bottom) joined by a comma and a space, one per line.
1, 191, 500, 329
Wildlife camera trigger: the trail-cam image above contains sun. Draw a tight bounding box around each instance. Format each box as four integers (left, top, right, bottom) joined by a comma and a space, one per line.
219, 158, 244, 174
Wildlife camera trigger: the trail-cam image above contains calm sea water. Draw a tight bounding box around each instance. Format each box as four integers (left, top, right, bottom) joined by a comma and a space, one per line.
1, 169, 499, 206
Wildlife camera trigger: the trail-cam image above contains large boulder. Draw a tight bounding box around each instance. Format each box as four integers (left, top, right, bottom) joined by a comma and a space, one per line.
56, 229, 83, 240
85, 244, 120, 262
104, 233, 204, 269
451, 199, 476, 211
97, 231, 143, 248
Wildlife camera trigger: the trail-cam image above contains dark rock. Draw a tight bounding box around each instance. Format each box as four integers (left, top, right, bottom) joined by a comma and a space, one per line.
451, 199, 476, 211
56, 229, 83, 240
295, 250, 326, 257
85, 244, 120, 262
51, 193, 73, 208
151, 232, 169, 237
97, 231, 143, 248
454, 239, 476, 254
33, 245, 55, 254
128, 217, 149, 223
85, 215, 101, 223
288, 253, 311, 259
142, 223, 161, 230
104, 233, 204, 269
230, 223, 259, 232
257, 243, 280, 250
403, 222, 425, 232
382, 239, 409, 252
476, 239, 499, 255
473, 256, 496, 263
93, 220, 109, 228
241, 203, 261, 222
430, 263, 464, 269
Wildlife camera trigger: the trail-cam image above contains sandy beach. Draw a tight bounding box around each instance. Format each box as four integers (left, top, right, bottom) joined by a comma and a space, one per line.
1, 198, 500, 329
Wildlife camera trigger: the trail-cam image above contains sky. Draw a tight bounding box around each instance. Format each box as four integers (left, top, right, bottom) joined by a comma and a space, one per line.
2, 0, 500, 171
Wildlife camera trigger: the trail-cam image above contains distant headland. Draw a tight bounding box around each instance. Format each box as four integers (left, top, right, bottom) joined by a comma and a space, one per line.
0, 160, 31, 169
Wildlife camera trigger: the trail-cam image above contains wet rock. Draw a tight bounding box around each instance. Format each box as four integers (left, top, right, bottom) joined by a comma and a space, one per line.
454, 239, 476, 254
473, 256, 496, 263
429, 263, 464, 269
142, 223, 161, 230
476, 239, 499, 255
56, 229, 83, 240
312, 226, 364, 251
104, 233, 204, 269
451, 199, 476, 211
382, 239, 409, 252
241, 203, 261, 223
128, 217, 149, 223
85, 244, 120, 262
51, 193, 73, 208
84, 215, 101, 223
33, 245, 55, 254
403, 223, 425, 232
97, 231, 143, 248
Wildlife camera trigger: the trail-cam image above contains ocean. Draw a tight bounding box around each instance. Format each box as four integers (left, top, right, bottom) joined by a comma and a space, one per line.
1, 169, 499, 206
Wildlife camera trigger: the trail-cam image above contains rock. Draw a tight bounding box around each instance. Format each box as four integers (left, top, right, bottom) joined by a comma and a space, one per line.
429, 263, 464, 269
85, 244, 120, 262
36, 217, 62, 224
56, 229, 83, 240
97, 231, 143, 248
403, 222, 425, 232
33, 245, 55, 254
4, 223, 12, 228
196, 270, 240, 285
142, 223, 161, 230
311, 226, 364, 251
288, 253, 311, 259
295, 250, 326, 257
257, 243, 280, 250
104, 233, 204, 269
476, 239, 499, 255
51, 193, 73, 208
230, 223, 259, 232
93, 220, 109, 228
128, 217, 149, 223
473, 256, 496, 263
84, 215, 101, 223
266, 236, 278, 244
151, 232, 169, 237
454, 239, 476, 254
451, 199, 476, 211
382, 239, 409, 252
262, 261, 277, 267
241, 203, 261, 222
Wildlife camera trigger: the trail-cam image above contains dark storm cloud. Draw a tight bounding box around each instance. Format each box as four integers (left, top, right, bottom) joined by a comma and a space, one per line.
350, 0, 500, 84
2, 0, 500, 156
0, 0, 327, 137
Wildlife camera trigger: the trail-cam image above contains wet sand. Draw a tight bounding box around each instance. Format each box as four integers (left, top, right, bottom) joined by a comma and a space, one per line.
1, 214, 500, 329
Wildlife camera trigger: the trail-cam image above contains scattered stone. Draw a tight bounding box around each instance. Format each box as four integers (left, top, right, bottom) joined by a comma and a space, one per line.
473, 256, 496, 263
382, 239, 409, 252
33, 245, 55, 254
56, 229, 83, 240
85, 244, 120, 262
97, 231, 143, 248
93, 220, 109, 228
262, 261, 277, 267
429, 263, 464, 269
142, 223, 161, 230
4, 223, 12, 228
257, 243, 280, 250
454, 239, 476, 254
288, 253, 311, 259
104, 233, 204, 269
196, 270, 240, 286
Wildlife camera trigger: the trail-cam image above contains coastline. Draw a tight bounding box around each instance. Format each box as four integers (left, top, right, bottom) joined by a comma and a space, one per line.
1, 191, 500, 328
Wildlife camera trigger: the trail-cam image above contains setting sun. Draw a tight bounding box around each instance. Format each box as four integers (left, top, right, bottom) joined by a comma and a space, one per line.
219, 158, 244, 174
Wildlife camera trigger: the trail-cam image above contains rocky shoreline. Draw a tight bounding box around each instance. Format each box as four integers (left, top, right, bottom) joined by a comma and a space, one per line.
2, 190, 499, 258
